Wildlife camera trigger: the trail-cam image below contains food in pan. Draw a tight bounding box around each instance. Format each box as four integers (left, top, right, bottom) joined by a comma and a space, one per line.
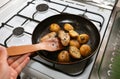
40, 23, 91, 62
64, 23, 74, 31
49, 23, 61, 32
58, 50, 70, 62
69, 40, 80, 48
80, 44, 91, 57
69, 46, 81, 59
77, 34, 89, 44
40, 32, 57, 42
69, 30, 79, 38
58, 30, 70, 46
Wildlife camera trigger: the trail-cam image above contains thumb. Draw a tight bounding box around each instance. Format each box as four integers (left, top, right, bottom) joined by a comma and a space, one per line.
0, 45, 7, 61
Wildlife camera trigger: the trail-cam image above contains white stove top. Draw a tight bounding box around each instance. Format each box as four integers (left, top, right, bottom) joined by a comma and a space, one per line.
0, 0, 114, 79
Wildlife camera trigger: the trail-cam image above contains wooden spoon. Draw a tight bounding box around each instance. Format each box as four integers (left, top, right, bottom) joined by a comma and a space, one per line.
7, 38, 63, 56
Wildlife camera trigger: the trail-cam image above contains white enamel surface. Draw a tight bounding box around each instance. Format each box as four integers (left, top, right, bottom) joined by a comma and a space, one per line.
0, 0, 114, 79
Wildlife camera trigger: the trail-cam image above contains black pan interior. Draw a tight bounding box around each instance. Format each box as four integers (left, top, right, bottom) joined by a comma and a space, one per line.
32, 13, 100, 64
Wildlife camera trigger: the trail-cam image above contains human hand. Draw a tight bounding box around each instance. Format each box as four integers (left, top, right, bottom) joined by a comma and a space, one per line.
0, 45, 30, 79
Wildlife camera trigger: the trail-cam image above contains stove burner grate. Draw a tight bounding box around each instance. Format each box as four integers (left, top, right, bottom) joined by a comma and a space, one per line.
0, 0, 106, 76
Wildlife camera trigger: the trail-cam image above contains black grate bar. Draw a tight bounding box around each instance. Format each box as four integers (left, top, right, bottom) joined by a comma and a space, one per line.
67, 5, 104, 27
17, 14, 40, 23
49, 7, 61, 13
0, 43, 5, 47
4, 34, 13, 47
48, 0, 104, 30
17, 1, 35, 14
24, 31, 32, 35
1, 23, 14, 28
21, 19, 29, 26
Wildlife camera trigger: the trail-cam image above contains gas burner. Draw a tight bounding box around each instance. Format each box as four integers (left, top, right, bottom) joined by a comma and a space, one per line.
32, 4, 49, 19
36, 4, 49, 12
13, 27, 24, 36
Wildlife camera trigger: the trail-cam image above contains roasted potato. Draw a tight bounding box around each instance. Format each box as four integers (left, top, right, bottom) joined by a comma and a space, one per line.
69, 40, 80, 48
58, 30, 70, 46
58, 50, 70, 62
77, 34, 89, 44
40, 32, 57, 42
40, 23, 91, 63
69, 46, 81, 59
49, 23, 61, 32
64, 23, 74, 31
69, 30, 79, 38
80, 44, 91, 57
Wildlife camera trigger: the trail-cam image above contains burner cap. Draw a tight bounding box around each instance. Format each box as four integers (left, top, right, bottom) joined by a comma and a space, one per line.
13, 27, 24, 36
36, 4, 49, 12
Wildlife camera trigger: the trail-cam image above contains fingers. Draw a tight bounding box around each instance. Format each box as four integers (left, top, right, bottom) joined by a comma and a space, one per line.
9, 53, 30, 79
7, 55, 21, 65
10, 53, 30, 69
15, 57, 30, 74
10, 57, 30, 79
8, 53, 31, 65
0, 45, 7, 61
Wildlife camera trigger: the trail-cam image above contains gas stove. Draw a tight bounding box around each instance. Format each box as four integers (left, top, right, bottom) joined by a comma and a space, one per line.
0, 0, 116, 79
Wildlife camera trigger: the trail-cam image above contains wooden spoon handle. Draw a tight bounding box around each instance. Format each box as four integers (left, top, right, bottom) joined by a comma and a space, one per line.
7, 38, 62, 56
7, 43, 43, 56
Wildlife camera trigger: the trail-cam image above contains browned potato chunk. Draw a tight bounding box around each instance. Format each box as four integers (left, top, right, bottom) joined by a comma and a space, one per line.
40, 32, 57, 42
69, 40, 80, 48
49, 23, 61, 32
77, 34, 89, 44
69, 46, 81, 59
80, 44, 91, 57
58, 30, 70, 46
64, 23, 74, 31
58, 50, 70, 62
69, 30, 79, 38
